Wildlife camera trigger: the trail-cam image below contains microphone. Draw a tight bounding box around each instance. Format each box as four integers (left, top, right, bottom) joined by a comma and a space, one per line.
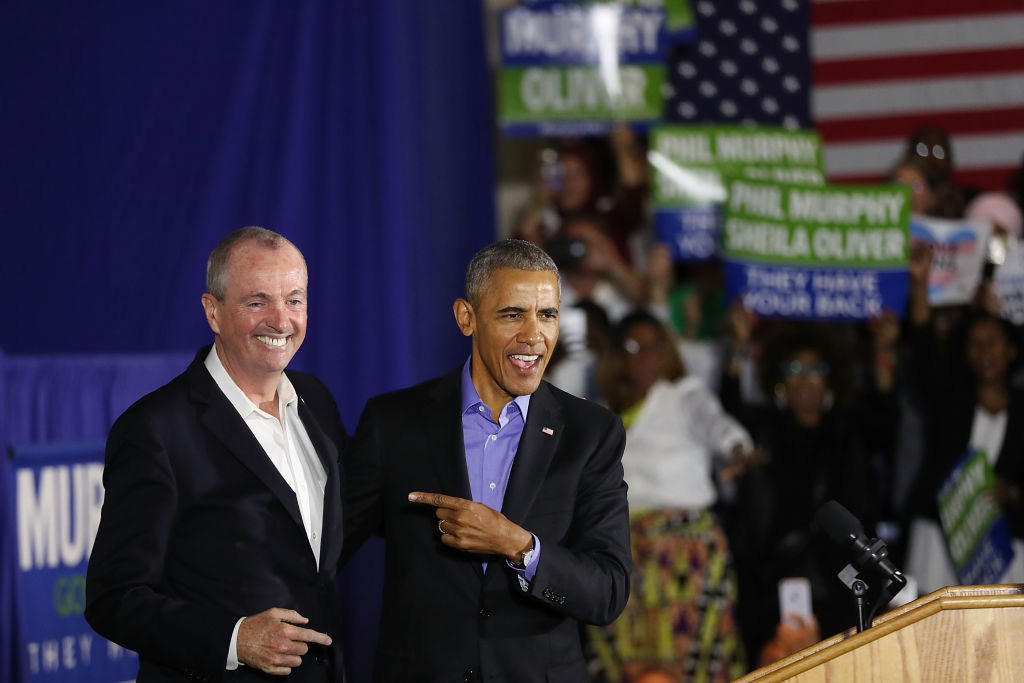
814, 500, 901, 580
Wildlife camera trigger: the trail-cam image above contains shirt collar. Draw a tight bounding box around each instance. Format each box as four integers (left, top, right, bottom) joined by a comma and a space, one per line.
460, 357, 531, 424
204, 344, 298, 419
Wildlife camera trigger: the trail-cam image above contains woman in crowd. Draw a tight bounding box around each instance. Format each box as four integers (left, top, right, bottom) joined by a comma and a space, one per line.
588, 310, 759, 683
515, 123, 649, 263
722, 321, 891, 666
904, 245, 1024, 591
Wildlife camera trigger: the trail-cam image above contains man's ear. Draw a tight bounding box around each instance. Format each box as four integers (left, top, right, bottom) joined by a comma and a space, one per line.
201, 293, 221, 334
453, 298, 475, 338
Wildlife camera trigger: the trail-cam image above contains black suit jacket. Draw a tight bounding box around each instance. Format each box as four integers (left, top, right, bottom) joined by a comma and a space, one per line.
344, 369, 631, 683
86, 346, 348, 683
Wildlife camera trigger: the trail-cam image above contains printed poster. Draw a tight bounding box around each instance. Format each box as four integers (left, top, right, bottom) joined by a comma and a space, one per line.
937, 448, 1015, 586
722, 178, 910, 320
910, 216, 993, 307
649, 125, 825, 261
498, 0, 695, 136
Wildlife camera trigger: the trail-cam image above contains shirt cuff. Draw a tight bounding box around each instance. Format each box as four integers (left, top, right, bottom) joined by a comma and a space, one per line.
508, 533, 541, 591
227, 617, 246, 670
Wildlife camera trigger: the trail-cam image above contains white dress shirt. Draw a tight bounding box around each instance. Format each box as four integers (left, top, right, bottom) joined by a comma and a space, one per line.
205, 346, 327, 669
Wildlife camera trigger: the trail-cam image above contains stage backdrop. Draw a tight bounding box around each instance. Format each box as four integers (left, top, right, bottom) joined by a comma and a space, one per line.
0, 2, 495, 682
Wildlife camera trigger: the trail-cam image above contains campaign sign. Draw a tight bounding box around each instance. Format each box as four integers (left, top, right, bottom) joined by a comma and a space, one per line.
649, 125, 825, 261
9, 442, 137, 682
722, 178, 910, 320
937, 449, 1015, 585
910, 216, 992, 306
995, 237, 1024, 324
498, 1, 693, 136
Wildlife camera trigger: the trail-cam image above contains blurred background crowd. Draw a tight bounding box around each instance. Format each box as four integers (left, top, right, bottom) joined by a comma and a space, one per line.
507, 121, 1024, 680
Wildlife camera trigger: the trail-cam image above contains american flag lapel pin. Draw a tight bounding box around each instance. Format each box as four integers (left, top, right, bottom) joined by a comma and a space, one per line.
542, 427, 554, 436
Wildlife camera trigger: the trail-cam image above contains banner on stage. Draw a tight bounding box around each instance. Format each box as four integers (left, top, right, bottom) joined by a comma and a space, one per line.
497, 0, 695, 136
722, 178, 910, 320
910, 216, 992, 307
649, 125, 825, 261
8, 442, 137, 682
937, 448, 1015, 586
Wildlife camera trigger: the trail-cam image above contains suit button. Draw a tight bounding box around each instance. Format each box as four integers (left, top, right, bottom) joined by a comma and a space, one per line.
478, 608, 491, 619
463, 668, 478, 681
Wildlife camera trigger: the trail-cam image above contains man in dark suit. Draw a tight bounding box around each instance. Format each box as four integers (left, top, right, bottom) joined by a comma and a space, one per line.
86, 227, 347, 682
345, 239, 631, 682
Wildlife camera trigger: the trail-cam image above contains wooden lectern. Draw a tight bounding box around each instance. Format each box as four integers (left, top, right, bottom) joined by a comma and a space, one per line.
735, 584, 1024, 682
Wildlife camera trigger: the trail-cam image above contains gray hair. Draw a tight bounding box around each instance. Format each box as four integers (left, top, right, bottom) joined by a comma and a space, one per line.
206, 226, 303, 299
464, 239, 559, 306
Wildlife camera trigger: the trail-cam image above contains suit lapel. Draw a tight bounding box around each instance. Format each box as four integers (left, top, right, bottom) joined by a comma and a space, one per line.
187, 351, 306, 533
297, 394, 342, 574
501, 381, 563, 525
427, 371, 473, 501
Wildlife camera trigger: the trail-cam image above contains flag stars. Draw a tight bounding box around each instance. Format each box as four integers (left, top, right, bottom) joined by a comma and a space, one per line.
677, 101, 697, 119
720, 59, 739, 77
782, 35, 801, 52
762, 56, 780, 74
761, 16, 779, 34
720, 100, 739, 117
782, 0, 799, 11
697, 1, 715, 17
699, 40, 717, 57
762, 96, 779, 114
782, 115, 800, 130
741, 38, 759, 55
740, 0, 758, 15
699, 80, 718, 97
741, 78, 759, 96
783, 75, 801, 93
677, 61, 697, 78
719, 19, 738, 36
661, 82, 676, 99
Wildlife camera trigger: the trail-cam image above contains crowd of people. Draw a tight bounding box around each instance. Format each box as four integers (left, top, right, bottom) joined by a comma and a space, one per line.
512, 123, 1024, 680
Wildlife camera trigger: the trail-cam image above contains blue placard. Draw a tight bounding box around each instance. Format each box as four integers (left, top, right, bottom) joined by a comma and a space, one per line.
723, 261, 909, 320
655, 206, 721, 261
500, 4, 676, 66
8, 442, 138, 682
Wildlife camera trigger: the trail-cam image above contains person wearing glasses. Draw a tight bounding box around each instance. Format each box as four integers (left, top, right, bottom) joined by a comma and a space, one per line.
587, 309, 760, 682
722, 321, 892, 668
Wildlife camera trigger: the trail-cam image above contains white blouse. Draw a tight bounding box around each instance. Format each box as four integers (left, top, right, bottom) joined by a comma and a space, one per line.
622, 377, 753, 510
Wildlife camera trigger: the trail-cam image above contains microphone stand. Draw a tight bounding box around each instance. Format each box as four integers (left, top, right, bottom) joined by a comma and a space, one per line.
835, 537, 907, 632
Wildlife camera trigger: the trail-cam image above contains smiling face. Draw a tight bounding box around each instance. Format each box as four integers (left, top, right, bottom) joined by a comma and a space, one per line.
967, 317, 1015, 387
454, 268, 559, 417
201, 240, 307, 396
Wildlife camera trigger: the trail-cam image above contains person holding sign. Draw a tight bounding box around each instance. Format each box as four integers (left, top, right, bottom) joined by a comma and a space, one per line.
86, 227, 349, 682
587, 310, 761, 682
904, 243, 1024, 593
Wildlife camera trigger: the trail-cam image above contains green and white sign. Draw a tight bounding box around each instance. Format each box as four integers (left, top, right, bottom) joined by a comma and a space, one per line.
937, 449, 1015, 585
722, 178, 911, 320
649, 125, 825, 260
498, 1, 694, 136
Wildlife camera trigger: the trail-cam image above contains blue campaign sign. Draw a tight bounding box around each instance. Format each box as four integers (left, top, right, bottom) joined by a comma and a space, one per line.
7, 442, 138, 682
723, 261, 909, 321
500, 4, 675, 67
655, 206, 721, 261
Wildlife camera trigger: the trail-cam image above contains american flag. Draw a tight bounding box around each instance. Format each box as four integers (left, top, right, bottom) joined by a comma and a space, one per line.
665, 0, 1024, 191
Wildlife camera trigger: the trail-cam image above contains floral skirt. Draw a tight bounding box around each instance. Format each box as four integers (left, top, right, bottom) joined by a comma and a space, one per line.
587, 507, 746, 683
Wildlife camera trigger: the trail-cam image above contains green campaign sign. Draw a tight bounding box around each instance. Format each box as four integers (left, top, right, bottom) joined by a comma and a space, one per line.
722, 178, 911, 320
498, 0, 694, 136
649, 125, 825, 261
937, 449, 1015, 584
